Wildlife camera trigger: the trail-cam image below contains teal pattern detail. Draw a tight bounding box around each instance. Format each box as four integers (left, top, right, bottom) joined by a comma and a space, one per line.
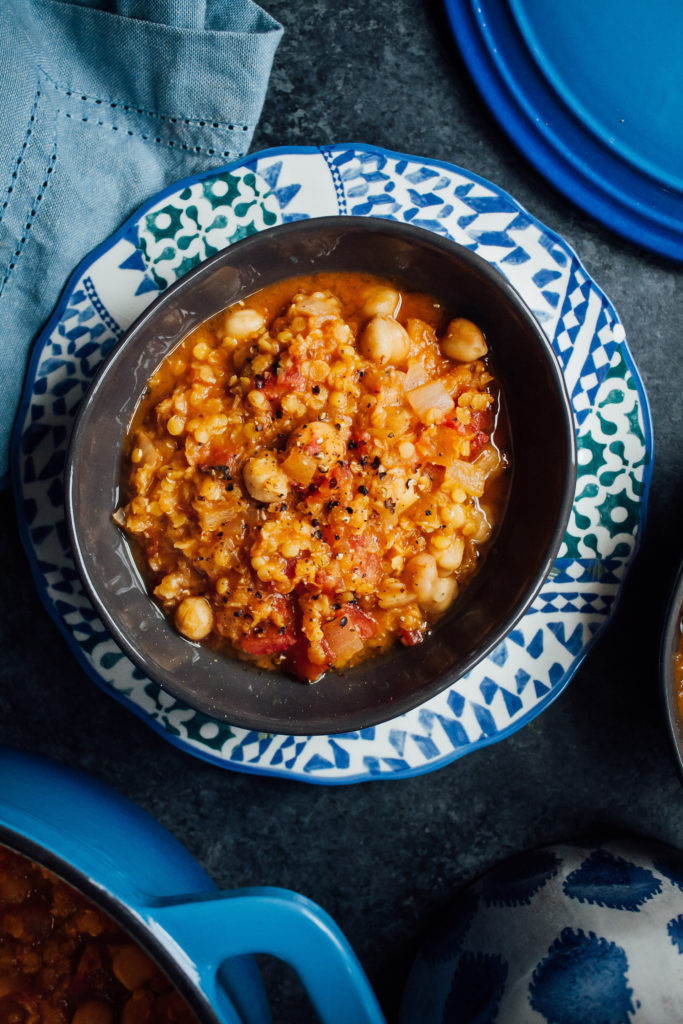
139, 169, 280, 290
561, 347, 647, 563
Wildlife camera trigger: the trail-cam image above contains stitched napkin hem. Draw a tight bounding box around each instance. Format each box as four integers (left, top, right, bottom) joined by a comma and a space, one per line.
17, 0, 284, 125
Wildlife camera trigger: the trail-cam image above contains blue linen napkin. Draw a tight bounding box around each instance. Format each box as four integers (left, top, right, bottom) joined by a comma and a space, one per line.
0, 0, 282, 485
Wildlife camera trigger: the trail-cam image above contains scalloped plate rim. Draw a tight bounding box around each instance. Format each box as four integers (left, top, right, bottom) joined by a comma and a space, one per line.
10, 142, 655, 784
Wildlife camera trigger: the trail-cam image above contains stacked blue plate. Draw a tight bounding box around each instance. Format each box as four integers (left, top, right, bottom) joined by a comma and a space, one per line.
444, 0, 683, 260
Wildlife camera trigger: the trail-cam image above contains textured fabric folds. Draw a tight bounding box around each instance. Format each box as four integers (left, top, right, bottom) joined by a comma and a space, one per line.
0, 0, 282, 482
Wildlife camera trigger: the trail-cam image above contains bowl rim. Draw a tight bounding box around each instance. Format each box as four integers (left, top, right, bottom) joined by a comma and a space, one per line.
660, 560, 683, 780
65, 215, 578, 735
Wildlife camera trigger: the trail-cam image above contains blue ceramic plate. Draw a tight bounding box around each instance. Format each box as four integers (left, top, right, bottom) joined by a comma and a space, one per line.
443, 0, 683, 261
12, 144, 653, 784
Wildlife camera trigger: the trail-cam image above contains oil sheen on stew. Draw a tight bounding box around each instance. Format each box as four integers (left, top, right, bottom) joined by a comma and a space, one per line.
116, 273, 510, 682
0, 845, 198, 1024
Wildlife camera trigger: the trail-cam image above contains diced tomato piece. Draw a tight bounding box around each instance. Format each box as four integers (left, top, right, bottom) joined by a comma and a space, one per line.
262, 366, 307, 399
468, 430, 490, 461
401, 628, 425, 647
240, 623, 296, 656
283, 367, 308, 390
471, 409, 494, 433
195, 445, 239, 483
238, 596, 297, 656
285, 632, 330, 682
444, 408, 493, 432
315, 561, 346, 594
343, 605, 377, 639
417, 426, 463, 464
322, 605, 377, 666
322, 619, 364, 663
320, 527, 382, 589
321, 523, 339, 547
434, 412, 492, 462
350, 429, 371, 450
309, 464, 354, 505
351, 535, 382, 588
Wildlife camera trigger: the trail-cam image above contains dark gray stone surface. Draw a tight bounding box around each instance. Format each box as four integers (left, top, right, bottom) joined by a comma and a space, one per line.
1, 2, 682, 1021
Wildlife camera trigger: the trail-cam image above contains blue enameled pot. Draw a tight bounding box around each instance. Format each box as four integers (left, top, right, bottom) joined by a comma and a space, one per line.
0, 748, 384, 1024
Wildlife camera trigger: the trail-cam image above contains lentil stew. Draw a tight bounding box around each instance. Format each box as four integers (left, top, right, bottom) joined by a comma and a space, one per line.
0, 846, 198, 1024
116, 273, 509, 682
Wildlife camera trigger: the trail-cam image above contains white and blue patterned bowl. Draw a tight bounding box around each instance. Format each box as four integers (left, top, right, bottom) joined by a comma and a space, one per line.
11, 144, 653, 783
401, 839, 683, 1024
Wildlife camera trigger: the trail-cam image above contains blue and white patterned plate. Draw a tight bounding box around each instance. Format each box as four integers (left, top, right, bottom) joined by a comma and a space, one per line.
11, 144, 653, 784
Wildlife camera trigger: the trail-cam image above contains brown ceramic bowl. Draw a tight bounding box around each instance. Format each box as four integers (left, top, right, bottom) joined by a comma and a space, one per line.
65, 217, 576, 734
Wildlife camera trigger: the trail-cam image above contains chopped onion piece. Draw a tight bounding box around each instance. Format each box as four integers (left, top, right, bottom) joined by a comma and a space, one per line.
404, 361, 429, 391
282, 450, 318, 486
197, 504, 233, 532
446, 458, 486, 497
406, 380, 455, 423
474, 444, 502, 477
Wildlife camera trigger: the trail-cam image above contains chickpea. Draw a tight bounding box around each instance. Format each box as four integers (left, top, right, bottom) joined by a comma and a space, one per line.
112, 944, 157, 991
361, 285, 400, 319
466, 507, 492, 544
405, 553, 458, 613
223, 308, 265, 341
287, 420, 346, 473
441, 318, 488, 362
426, 575, 458, 613
0, 974, 19, 999
243, 450, 290, 503
435, 537, 465, 572
174, 596, 214, 641
360, 316, 410, 365
0, 874, 30, 904
72, 1002, 114, 1024
405, 553, 438, 606
121, 994, 152, 1024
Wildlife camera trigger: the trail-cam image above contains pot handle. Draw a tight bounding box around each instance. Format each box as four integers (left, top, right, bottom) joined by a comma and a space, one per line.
144, 886, 385, 1024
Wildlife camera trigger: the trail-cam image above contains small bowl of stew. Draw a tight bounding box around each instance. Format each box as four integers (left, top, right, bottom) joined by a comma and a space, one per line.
65, 217, 576, 734
661, 560, 683, 778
